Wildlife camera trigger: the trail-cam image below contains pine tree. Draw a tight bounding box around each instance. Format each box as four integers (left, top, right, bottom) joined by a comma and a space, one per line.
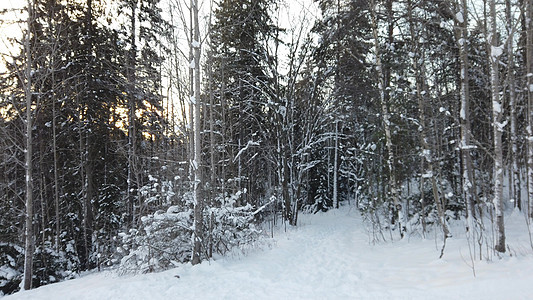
210, 0, 279, 207
311, 0, 374, 210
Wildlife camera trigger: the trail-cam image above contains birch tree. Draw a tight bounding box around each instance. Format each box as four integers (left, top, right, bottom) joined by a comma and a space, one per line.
489, 0, 505, 253
455, 0, 477, 233
370, 0, 402, 237
191, 0, 203, 265
506, 0, 520, 210
527, 0, 533, 220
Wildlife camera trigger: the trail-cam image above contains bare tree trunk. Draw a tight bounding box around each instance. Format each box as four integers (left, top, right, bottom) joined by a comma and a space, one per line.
331, 0, 340, 211
191, 0, 203, 266
82, 0, 95, 269
220, 60, 227, 201
456, 0, 476, 231
83, 133, 95, 269
490, 0, 506, 253
506, 0, 520, 210
208, 57, 216, 199
51, 32, 61, 254
43, 0, 62, 253
370, 0, 402, 237
207, 44, 215, 258
526, 0, 533, 220
127, 0, 138, 227
282, 140, 291, 223
332, 121, 339, 209
52, 92, 60, 252
22, 0, 34, 290
407, 0, 449, 239
188, 0, 195, 188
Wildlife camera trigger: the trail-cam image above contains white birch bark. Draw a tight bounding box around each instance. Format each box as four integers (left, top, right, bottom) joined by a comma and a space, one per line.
490, 0, 506, 253
506, 0, 520, 210
456, 0, 476, 232
370, 0, 401, 237
526, 0, 533, 220
191, 0, 203, 265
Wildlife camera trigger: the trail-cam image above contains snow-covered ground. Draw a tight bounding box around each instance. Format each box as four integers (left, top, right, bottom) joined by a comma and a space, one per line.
4, 205, 533, 300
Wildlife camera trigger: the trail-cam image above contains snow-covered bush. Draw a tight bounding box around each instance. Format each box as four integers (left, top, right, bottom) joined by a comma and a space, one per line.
0, 243, 23, 296
33, 241, 79, 287
117, 191, 265, 274
117, 207, 193, 274
207, 203, 263, 256
0, 241, 80, 296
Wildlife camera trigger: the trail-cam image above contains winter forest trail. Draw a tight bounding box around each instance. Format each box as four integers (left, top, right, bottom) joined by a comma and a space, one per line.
5, 205, 533, 300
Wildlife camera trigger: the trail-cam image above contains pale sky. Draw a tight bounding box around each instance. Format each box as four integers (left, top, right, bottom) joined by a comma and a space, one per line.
0, 1, 25, 70
0, 0, 318, 74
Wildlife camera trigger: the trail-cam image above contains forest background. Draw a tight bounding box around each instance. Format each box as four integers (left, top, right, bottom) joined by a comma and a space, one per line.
1, 0, 533, 296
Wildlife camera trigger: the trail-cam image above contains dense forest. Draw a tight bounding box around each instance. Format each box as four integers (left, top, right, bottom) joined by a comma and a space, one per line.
1, 0, 533, 295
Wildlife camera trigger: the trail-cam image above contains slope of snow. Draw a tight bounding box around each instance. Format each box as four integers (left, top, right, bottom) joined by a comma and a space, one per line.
4, 206, 533, 299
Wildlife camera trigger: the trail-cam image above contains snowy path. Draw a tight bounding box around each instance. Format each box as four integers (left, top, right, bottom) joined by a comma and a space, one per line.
5, 206, 533, 299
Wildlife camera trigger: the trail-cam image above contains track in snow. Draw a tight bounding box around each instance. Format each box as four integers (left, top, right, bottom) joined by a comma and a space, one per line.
5, 205, 533, 299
